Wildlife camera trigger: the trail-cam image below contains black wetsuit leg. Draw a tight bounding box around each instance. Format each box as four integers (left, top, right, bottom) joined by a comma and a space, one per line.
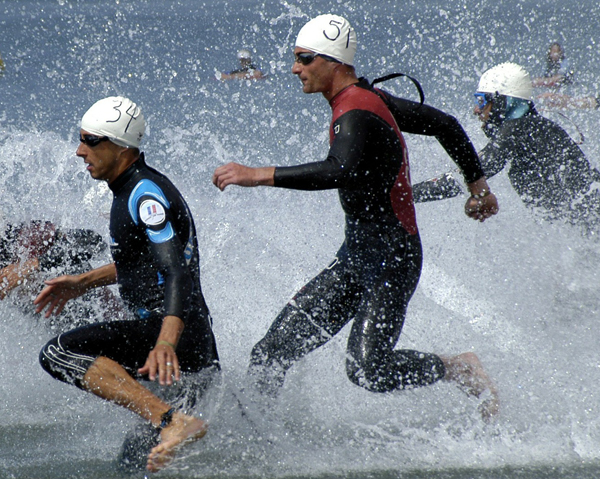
249, 222, 445, 397
40, 311, 219, 389
248, 245, 362, 397
344, 227, 444, 392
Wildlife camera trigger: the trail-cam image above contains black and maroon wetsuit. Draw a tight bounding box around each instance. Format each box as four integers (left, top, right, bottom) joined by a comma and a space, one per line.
249, 79, 485, 395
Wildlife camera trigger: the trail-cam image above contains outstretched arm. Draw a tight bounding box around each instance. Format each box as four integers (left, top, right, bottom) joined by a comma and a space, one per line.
212, 163, 275, 190
34, 263, 117, 318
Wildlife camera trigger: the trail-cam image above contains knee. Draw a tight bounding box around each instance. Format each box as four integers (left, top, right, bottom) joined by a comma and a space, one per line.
249, 335, 294, 370
39, 337, 59, 375
39, 336, 93, 387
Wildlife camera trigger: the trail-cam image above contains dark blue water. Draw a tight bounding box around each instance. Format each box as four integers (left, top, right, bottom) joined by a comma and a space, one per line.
1, 0, 600, 478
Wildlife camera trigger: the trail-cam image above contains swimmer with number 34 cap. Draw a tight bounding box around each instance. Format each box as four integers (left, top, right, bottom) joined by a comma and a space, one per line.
36, 95, 220, 472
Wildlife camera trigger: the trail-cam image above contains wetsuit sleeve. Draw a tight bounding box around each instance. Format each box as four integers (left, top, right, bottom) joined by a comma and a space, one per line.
273, 110, 378, 190
383, 94, 485, 184
133, 190, 193, 321
478, 140, 508, 179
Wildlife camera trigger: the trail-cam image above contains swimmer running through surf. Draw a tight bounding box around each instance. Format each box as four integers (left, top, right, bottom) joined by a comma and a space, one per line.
34, 96, 220, 472
213, 14, 499, 421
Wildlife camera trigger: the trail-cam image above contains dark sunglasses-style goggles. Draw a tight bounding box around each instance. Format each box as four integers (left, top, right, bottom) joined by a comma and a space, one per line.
80, 134, 110, 147
474, 92, 494, 110
294, 52, 341, 66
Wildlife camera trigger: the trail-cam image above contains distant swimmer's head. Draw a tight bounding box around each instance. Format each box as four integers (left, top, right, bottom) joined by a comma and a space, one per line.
475, 63, 533, 134
80, 96, 145, 149
547, 42, 565, 63
295, 14, 357, 66
237, 49, 252, 61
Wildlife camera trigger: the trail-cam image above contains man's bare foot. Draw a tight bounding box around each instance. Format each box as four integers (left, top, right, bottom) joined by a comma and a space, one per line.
441, 352, 499, 423
146, 412, 208, 472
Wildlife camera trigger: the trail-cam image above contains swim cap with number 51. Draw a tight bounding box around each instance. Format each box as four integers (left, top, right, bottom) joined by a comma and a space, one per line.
295, 14, 357, 66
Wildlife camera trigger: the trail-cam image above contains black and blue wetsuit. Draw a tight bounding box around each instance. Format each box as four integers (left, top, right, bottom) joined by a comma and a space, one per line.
40, 155, 219, 388
249, 79, 485, 395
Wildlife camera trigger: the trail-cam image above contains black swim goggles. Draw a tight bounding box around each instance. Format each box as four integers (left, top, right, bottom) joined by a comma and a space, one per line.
474, 92, 494, 110
80, 134, 110, 147
294, 52, 341, 66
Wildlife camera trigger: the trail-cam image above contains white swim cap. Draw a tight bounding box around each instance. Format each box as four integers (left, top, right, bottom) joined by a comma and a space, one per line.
477, 63, 533, 101
81, 96, 145, 148
295, 14, 357, 66
237, 49, 251, 60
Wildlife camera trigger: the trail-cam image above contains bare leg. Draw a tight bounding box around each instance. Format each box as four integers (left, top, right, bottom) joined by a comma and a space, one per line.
441, 352, 499, 422
83, 356, 207, 472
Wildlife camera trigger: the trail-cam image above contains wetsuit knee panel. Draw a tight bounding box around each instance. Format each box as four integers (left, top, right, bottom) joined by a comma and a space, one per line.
39, 336, 96, 388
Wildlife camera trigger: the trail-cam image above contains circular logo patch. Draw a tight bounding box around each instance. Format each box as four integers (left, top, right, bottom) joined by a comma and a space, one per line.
139, 199, 166, 226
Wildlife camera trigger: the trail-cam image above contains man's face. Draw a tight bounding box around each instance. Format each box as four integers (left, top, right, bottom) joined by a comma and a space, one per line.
76, 130, 125, 183
549, 45, 563, 63
473, 99, 493, 125
291, 47, 337, 94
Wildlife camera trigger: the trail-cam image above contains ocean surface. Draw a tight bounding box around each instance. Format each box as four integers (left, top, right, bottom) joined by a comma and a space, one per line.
1, 0, 600, 478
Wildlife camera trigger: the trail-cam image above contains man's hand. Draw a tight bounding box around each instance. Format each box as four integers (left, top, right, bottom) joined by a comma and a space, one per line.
34, 275, 86, 317
464, 194, 499, 222
465, 177, 499, 222
138, 341, 181, 386
138, 315, 184, 386
33, 263, 116, 317
0, 258, 39, 300
212, 162, 275, 191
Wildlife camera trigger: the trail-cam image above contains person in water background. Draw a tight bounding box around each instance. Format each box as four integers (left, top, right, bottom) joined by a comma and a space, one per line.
537, 91, 600, 110
219, 48, 265, 80
532, 42, 574, 89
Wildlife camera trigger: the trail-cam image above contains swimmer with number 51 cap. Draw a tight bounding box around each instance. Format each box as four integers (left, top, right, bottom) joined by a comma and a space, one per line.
213, 14, 499, 422
295, 14, 357, 66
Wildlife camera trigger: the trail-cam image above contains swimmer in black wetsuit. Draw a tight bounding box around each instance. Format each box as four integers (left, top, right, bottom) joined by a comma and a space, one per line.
0, 220, 113, 328
413, 63, 600, 236
213, 15, 500, 421
474, 63, 600, 234
34, 96, 219, 472
219, 48, 265, 80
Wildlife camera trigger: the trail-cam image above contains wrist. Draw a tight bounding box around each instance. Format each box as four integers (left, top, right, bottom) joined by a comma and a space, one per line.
156, 339, 176, 349
471, 189, 492, 200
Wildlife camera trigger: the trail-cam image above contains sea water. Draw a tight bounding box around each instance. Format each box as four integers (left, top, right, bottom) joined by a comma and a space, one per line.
1, 0, 600, 478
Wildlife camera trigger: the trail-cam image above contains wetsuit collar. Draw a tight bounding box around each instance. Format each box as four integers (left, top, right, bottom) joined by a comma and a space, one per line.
328, 80, 360, 106
108, 152, 146, 193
